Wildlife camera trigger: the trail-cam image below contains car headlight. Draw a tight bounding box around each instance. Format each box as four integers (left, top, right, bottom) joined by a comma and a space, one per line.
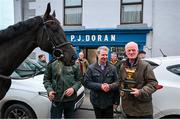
38, 91, 48, 97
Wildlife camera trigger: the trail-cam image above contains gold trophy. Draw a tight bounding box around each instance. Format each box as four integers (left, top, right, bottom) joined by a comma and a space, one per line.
120, 67, 137, 93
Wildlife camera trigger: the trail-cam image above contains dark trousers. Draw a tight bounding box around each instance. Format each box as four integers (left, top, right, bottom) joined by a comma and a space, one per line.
51, 100, 75, 119
93, 105, 113, 119
126, 114, 153, 119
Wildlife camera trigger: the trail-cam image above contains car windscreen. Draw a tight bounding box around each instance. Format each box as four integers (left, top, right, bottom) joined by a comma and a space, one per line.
12, 59, 45, 78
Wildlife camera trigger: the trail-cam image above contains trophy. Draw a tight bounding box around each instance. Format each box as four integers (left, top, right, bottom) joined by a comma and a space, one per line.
120, 67, 137, 93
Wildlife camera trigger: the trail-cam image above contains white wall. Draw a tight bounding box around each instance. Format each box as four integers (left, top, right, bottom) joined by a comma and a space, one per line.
152, 0, 180, 57
0, 0, 14, 29
143, 0, 153, 27
13, 0, 180, 58
83, 0, 120, 28
14, 0, 22, 23
29, 0, 63, 23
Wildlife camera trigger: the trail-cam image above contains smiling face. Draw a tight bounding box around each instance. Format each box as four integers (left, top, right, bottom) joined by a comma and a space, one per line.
125, 42, 139, 61
97, 46, 109, 65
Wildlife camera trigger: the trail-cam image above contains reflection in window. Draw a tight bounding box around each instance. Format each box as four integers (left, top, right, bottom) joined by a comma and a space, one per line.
64, 0, 82, 26
111, 46, 125, 60
121, 0, 143, 24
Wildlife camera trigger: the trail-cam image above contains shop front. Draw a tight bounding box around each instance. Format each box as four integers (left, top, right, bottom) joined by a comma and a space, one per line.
65, 28, 151, 64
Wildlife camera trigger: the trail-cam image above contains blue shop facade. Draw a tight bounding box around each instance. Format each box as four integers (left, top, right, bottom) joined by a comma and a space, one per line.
65, 28, 152, 64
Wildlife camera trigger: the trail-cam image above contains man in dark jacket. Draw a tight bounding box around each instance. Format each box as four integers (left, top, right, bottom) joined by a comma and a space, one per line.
84, 46, 120, 118
43, 59, 81, 119
119, 41, 158, 118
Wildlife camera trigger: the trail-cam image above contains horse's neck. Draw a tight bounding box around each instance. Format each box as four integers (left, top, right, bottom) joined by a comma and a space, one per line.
0, 35, 37, 76
0, 16, 43, 76
0, 16, 43, 43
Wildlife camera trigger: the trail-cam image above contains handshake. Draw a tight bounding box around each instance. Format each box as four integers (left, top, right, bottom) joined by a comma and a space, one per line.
101, 83, 110, 92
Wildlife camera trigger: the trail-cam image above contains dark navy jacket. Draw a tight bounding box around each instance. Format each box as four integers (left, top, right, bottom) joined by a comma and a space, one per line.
84, 62, 120, 109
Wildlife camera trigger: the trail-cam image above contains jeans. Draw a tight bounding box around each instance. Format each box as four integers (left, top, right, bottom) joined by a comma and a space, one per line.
51, 100, 75, 119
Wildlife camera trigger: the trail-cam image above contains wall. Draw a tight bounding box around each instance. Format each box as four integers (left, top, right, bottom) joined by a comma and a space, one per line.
13, 0, 180, 57
0, 0, 14, 29
152, 0, 180, 57
83, 0, 120, 28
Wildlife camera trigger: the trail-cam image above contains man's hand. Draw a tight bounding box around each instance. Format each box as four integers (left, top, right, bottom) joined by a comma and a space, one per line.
113, 104, 118, 109
130, 88, 140, 97
65, 87, 74, 97
48, 91, 56, 101
101, 83, 110, 92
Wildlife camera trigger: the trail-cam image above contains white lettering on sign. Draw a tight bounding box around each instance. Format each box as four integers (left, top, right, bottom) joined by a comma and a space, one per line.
77, 35, 81, 41
86, 35, 90, 41
71, 35, 75, 42
111, 35, 115, 41
104, 35, 108, 41
70, 34, 116, 42
98, 35, 102, 41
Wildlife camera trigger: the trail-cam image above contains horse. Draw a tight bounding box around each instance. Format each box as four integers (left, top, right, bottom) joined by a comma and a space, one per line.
0, 3, 77, 100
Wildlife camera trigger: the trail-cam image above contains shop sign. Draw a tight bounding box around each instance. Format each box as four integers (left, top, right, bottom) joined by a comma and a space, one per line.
70, 34, 116, 42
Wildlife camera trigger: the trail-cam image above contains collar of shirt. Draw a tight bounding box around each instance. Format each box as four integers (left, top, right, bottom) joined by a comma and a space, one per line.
99, 63, 106, 70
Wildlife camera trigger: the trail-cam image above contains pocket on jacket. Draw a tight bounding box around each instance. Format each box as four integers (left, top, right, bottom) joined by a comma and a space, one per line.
92, 73, 100, 82
106, 73, 114, 83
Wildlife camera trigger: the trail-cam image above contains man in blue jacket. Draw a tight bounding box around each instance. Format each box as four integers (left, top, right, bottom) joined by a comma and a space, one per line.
84, 46, 119, 118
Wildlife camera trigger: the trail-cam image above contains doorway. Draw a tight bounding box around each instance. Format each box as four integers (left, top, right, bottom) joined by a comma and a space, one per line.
80, 47, 97, 64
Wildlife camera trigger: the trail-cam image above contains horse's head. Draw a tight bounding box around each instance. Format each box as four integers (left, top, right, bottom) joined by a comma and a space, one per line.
37, 3, 77, 65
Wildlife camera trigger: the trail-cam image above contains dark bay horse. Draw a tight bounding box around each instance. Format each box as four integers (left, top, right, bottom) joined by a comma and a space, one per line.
0, 3, 77, 100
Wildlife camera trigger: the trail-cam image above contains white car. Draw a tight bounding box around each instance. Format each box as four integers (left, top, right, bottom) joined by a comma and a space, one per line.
0, 59, 85, 119
144, 56, 180, 119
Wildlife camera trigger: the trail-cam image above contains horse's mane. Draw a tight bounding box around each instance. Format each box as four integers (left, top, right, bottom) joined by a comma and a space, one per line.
0, 16, 43, 44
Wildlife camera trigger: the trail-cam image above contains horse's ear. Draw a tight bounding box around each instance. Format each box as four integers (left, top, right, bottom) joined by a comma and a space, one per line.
52, 11, 56, 17
44, 2, 51, 18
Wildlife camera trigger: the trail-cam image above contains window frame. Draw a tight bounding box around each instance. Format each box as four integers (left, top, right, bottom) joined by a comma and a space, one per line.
120, 0, 143, 24
63, 0, 83, 26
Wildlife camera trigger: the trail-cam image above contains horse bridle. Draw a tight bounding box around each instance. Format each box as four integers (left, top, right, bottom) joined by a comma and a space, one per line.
42, 19, 71, 58
0, 20, 73, 80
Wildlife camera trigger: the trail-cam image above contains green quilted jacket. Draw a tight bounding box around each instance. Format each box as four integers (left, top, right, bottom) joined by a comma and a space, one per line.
43, 60, 81, 102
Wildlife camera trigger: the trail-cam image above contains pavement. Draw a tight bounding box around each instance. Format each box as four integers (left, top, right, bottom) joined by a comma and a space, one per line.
79, 89, 93, 110
78, 88, 124, 119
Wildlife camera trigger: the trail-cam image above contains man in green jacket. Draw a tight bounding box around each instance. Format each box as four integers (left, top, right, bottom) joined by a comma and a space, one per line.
43, 59, 81, 119
119, 41, 158, 118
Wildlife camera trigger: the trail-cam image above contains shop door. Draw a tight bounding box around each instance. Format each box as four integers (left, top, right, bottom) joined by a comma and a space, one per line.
80, 48, 97, 64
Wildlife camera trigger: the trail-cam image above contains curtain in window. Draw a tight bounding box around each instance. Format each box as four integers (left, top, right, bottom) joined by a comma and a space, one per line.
121, 4, 142, 23
65, 8, 82, 25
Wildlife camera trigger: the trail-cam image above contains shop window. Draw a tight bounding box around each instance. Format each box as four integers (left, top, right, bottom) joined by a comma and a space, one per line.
64, 0, 82, 26
120, 0, 143, 24
111, 47, 125, 60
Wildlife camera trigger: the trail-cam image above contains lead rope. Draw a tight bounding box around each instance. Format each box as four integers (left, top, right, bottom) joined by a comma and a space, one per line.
0, 74, 31, 80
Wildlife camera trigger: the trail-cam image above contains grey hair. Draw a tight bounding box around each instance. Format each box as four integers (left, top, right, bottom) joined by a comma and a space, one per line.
79, 51, 84, 56
96, 46, 109, 55
111, 52, 117, 56
125, 41, 138, 51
